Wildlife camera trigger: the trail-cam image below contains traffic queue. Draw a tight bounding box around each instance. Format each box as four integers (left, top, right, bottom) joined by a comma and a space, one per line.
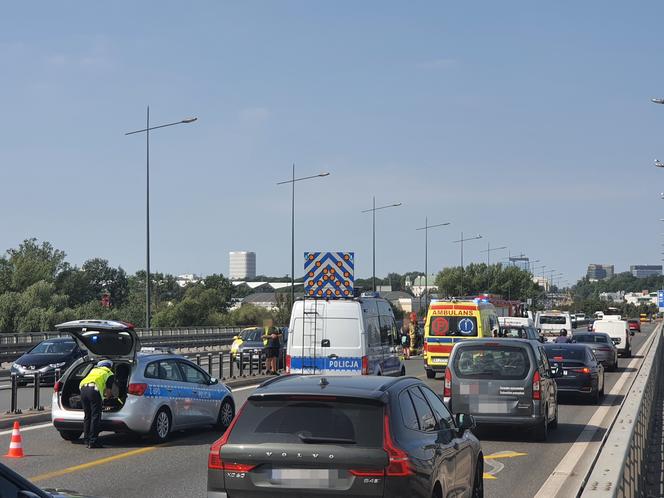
17, 295, 639, 498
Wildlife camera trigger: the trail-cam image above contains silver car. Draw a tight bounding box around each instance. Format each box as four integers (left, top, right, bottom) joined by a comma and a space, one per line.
444, 338, 560, 441
51, 320, 235, 443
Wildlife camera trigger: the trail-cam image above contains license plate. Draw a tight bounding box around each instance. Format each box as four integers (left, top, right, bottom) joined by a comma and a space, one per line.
272, 469, 331, 482
563, 370, 568, 376
431, 358, 448, 364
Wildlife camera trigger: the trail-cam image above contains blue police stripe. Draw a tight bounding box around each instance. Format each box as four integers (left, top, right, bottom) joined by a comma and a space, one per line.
290, 356, 362, 372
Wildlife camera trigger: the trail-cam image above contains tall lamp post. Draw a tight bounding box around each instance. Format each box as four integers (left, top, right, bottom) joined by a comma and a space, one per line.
415, 218, 450, 311
452, 232, 482, 296
361, 198, 402, 291
277, 165, 330, 308
480, 243, 507, 292
125, 107, 197, 330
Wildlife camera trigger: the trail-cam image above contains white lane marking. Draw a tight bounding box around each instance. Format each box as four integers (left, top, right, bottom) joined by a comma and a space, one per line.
534, 328, 659, 497
0, 422, 52, 437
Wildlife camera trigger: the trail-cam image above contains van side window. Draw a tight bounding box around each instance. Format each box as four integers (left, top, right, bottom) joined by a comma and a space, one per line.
366, 316, 381, 348
378, 315, 395, 346
408, 387, 437, 432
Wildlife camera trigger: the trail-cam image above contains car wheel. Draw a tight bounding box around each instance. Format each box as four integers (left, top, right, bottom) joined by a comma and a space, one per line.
591, 386, 601, 405
426, 369, 436, 379
58, 430, 82, 442
600, 375, 605, 398
150, 408, 171, 443
216, 398, 235, 431
549, 403, 558, 430
625, 348, 631, 358
533, 411, 548, 441
471, 457, 484, 498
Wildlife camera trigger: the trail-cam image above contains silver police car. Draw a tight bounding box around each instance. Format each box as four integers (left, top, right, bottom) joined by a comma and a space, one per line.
51, 320, 235, 443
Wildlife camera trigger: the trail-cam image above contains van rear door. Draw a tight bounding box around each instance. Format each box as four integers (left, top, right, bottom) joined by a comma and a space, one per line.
449, 343, 533, 418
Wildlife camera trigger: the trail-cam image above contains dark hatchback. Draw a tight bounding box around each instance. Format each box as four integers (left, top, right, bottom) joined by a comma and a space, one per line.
208, 375, 484, 498
11, 338, 86, 385
543, 343, 605, 404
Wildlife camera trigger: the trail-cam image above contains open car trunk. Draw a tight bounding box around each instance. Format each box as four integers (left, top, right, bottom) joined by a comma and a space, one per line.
61, 360, 131, 413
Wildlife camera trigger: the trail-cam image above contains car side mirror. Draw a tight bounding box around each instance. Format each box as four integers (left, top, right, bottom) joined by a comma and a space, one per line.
208, 377, 219, 385
321, 339, 330, 348
455, 413, 476, 431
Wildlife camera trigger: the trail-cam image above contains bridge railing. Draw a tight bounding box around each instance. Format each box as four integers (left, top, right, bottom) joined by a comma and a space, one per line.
581, 323, 664, 497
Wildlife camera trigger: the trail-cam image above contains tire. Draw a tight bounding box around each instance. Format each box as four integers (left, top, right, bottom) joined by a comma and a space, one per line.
591, 386, 601, 405
625, 348, 631, 358
59, 430, 82, 441
533, 411, 548, 441
549, 403, 559, 430
471, 457, 484, 498
600, 375, 605, 398
426, 369, 436, 379
216, 398, 235, 431
150, 408, 171, 443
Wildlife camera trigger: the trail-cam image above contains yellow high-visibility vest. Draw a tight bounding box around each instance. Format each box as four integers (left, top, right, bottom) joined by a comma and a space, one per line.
79, 366, 113, 393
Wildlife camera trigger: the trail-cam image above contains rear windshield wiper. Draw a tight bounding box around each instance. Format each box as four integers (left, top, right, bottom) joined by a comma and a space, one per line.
297, 433, 356, 444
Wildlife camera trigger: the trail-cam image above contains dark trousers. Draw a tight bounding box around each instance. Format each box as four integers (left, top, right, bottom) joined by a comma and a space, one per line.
81, 386, 102, 445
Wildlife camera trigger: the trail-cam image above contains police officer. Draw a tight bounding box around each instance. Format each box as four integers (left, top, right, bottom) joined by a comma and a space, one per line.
79, 359, 114, 448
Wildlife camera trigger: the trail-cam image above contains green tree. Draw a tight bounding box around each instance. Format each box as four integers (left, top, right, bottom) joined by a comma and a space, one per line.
7, 239, 66, 291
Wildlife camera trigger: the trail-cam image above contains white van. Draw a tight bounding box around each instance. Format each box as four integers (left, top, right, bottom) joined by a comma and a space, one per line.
285, 295, 405, 377
536, 311, 573, 341
593, 319, 631, 357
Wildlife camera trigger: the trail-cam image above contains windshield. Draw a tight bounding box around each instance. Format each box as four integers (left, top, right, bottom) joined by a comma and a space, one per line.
453, 346, 530, 379
539, 316, 567, 325
573, 334, 608, 344
229, 399, 383, 447
544, 346, 586, 361
239, 329, 263, 342
501, 327, 533, 339
429, 316, 478, 337
30, 342, 75, 354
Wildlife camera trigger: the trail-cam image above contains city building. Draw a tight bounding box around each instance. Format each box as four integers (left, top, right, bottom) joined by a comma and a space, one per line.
176, 274, 200, 288
599, 291, 624, 303
406, 275, 438, 297
623, 290, 658, 307
229, 251, 256, 280
586, 264, 614, 282
630, 265, 663, 278
532, 276, 550, 292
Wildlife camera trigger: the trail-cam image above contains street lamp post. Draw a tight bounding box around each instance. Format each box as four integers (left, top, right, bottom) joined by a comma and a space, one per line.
415, 218, 450, 311
361, 198, 402, 291
125, 107, 197, 330
452, 232, 482, 296
480, 243, 507, 292
277, 165, 330, 307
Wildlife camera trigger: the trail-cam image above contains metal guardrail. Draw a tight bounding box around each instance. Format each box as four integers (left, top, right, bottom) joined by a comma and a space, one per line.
0, 326, 249, 363
580, 323, 664, 497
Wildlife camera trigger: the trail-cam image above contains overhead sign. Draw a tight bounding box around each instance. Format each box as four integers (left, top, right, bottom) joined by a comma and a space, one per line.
658, 290, 664, 311
304, 252, 354, 299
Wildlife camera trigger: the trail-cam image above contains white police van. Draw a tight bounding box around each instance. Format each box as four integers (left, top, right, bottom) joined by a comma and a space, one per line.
285, 293, 405, 377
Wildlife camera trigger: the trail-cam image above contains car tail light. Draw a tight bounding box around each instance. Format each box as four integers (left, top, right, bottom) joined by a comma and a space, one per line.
532, 371, 541, 400
443, 367, 452, 398
208, 402, 248, 471
423, 342, 428, 354
573, 367, 591, 375
128, 383, 148, 396
361, 356, 369, 375
54, 381, 62, 393
285, 354, 291, 374
383, 412, 413, 476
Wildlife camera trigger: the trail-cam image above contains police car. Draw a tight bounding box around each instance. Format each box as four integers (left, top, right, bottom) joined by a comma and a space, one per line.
51, 320, 235, 443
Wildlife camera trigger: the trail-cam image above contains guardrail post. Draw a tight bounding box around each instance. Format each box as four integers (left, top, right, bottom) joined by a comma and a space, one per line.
207, 353, 212, 375
196, 354, 201, 367
249, 352, 254, 376
280, 348, 286, 373
32, 372, 43, 411
240, 352, 246, 376
8, 373, 21, 414
229, 352, 235, 378
218, 352, 224, 380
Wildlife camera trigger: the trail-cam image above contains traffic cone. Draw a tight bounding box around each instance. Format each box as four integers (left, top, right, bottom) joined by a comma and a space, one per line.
5, 421, 24, 458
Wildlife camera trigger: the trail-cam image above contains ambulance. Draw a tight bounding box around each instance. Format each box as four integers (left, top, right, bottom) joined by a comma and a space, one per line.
423, 298, 500, 379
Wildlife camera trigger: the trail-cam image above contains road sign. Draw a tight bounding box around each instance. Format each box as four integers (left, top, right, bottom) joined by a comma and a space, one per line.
304, 252, 354, 298
658, 290, 664, 311
458, 318, 475, 335
431, 317, 449, 336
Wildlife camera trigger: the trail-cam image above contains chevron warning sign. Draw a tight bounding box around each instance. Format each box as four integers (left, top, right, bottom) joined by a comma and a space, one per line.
304, 252, 354, 299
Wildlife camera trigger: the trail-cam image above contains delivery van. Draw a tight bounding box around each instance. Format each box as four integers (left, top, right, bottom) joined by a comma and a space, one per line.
285, 294, 404, 377
423, 298, 499, 378
535, 311, 573, 341
593, 319, 632, 357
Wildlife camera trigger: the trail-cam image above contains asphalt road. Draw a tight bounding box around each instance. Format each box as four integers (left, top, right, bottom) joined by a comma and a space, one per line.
0, 324, 656, 498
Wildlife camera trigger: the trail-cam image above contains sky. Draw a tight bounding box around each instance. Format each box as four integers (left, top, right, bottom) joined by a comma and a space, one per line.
2, 1, 664, 285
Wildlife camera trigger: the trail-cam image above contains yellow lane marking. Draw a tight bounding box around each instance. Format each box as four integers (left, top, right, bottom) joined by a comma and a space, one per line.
484, 451, 528, 459
483, 473, 497, 480
30, 446, 157, 482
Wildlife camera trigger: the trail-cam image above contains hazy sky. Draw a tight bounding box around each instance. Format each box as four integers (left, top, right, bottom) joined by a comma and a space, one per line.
2, 1, 664, 284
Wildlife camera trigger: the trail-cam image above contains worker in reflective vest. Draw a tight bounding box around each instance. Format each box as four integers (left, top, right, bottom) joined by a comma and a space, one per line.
79, 360, 114, 448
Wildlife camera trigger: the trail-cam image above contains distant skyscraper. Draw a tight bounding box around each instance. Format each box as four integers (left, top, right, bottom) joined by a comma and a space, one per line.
587, 264, 614, 281
630, 265, 662, 278
229, 251, 256, 280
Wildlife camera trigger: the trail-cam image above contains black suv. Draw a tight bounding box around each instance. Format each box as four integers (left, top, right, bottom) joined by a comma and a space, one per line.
208, 375, 483, 498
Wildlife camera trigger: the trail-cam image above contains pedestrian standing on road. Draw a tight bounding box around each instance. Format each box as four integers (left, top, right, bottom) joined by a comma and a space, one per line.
79, 360, 114, 448
554, 329, 570, 343
409, 320, 417, 355
401, 318, 411, 359
264, 327, 282, 375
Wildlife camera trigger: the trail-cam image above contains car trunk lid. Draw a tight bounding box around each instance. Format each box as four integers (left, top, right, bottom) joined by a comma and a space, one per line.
55, 320, 139, 363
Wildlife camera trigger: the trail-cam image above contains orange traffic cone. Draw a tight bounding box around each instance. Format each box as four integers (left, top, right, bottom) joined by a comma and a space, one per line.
5, 421, 24, 458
